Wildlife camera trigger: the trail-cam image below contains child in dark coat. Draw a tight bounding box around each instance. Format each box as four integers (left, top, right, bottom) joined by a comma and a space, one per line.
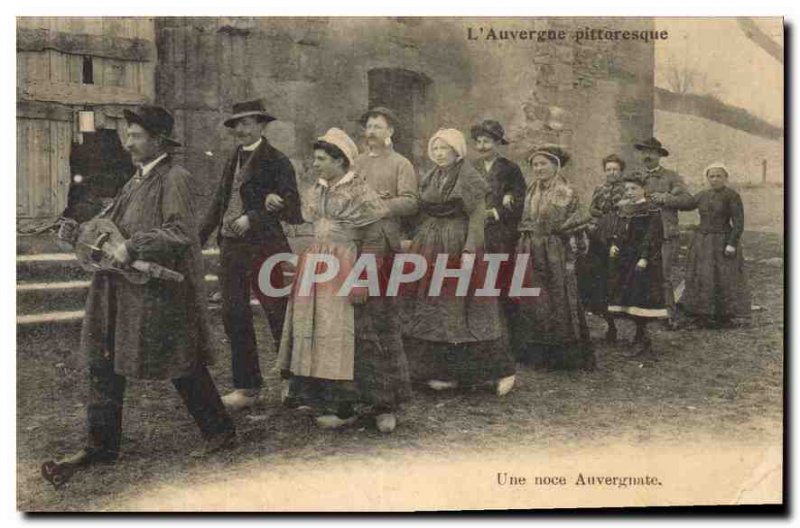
606, 172, 668, 356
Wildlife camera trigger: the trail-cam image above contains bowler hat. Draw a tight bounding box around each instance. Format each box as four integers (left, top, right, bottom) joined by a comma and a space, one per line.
470, 119, 509, 145
360, 106, 400, 128
224, 99, 277, 128
123, 105, 181, 147
634, 137, 669, 157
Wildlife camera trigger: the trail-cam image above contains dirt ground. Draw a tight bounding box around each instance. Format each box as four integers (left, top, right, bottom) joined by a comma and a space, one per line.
16, 225, 783, 511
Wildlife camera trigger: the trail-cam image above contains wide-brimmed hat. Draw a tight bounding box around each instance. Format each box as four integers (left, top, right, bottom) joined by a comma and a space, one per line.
527, 144, 570, 168
634, 137, 669, 157
123, 105, 181, 147
223, 99, 277, 128
315, 128, 359, 166
360, 106, 400, 128
470, 119, 509, 145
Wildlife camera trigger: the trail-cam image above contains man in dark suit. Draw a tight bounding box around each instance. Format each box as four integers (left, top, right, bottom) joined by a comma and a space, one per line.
470, 119, 527, 307
200, 99, 302, 411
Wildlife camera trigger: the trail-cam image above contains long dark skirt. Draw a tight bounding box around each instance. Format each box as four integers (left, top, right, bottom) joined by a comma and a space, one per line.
284, 297, 410, 414
679, 232, 751, 322
510, 232, 594, 370
403, 336, 515, 386
576, 237, 611, 314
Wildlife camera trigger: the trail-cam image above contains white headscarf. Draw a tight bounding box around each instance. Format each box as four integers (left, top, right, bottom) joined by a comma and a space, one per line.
703, 162, 730, 179
317, 127, 359, 167
427, 128, 467, 162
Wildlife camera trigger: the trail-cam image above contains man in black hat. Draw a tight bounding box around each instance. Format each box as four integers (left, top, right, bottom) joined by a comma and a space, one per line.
634, 136, 694, 329
200, 99, 302, 411
470, 120, 526, 254
42, 105, 236, 489
470, 119, 526, 317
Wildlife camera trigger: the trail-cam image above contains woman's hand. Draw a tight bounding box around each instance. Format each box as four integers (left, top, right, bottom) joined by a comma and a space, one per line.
264, 193, 285, 212
724, 245, 736, 257
502, 193, 515, 209
609, 245, 620, 258
636, 258, 648, 270
230, 215, 250, 236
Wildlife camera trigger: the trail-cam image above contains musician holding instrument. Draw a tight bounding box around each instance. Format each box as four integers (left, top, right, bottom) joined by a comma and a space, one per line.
42, 105, 236, 490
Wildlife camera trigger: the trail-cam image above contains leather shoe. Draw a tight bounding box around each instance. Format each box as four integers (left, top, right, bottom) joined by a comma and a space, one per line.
221, 389, 260, 412
315, 414, 358, 429
41, 460, 77, 490
41, 447, 117, 489
375, 413, 397, 433
428, 380, 458, 391
495, 375, 516, 396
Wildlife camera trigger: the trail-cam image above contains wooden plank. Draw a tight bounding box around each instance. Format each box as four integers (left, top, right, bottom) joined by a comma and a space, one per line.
21, 118, 38, 217
17, 100, 73, 122
137, 17, 155, 41
134, 61, 157, 98
17, 51, 50, 83
18, 118, 52, 218
33, 119, 52, 216
82, 17, 105, 36
17, 27, 156, 62
92, 56, 104, 85
50, 121, 71, 215
121, 59, 137, 90
67, 53, 82, 84
47, 50, 70, 83
17, 120, 31, 217
16, 17, 49, 31
19, 81, 148, 105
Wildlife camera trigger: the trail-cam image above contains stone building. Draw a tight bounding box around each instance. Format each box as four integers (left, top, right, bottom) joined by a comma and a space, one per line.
156, 17, 656, 213
17, 17, 656, 222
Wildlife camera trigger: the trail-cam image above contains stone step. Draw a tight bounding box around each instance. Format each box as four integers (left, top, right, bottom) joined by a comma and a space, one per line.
17, 248, 222, 282
16, 275, 223, 315
16, 298, 264, 328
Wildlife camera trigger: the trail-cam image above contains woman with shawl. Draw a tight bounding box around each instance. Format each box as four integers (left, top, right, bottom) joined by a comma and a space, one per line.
510, 145, 595, 370
577, 153, 628, 342
278, 128, 410, 432
403, 128, 516, 396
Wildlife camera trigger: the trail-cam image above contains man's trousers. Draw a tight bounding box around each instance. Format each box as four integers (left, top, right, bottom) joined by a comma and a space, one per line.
87, 359, 234, 458
219, 238, 288, 390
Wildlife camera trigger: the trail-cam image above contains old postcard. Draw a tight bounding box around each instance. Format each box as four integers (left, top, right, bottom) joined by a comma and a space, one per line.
16, 16, 783, 512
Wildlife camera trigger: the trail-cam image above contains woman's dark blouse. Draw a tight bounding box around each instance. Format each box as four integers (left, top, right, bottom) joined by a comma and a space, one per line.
692, 187, 745, 247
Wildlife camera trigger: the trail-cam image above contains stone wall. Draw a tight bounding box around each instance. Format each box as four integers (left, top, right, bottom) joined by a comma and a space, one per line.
156, 17, 655, 217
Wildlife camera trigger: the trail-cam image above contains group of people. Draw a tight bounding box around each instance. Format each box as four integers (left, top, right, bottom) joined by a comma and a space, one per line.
41, 100, 751, 490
